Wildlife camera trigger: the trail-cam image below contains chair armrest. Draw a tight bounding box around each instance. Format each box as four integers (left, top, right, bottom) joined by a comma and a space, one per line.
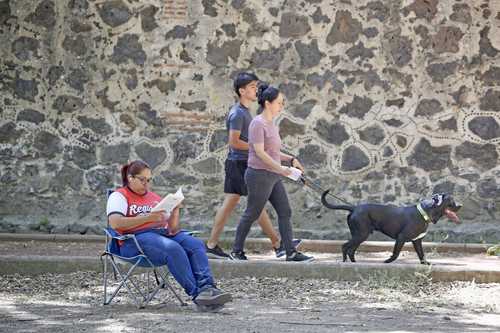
103, 228, 146, 255
103, 228, 133, 240
181, 229, 201, 236
127, 234, 146, 255
114, 234, 135, 241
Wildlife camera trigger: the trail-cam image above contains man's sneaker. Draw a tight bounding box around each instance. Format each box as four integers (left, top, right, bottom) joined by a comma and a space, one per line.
206, 244, 233, 260
194, 286, 232, 306
286, 251, 314, 262
274, 239, 302, 258
230, 250, 248, 260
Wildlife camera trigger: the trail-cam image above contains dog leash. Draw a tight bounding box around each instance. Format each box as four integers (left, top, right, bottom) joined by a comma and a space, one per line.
279, 148, 353, 206
298, 174, 353, 206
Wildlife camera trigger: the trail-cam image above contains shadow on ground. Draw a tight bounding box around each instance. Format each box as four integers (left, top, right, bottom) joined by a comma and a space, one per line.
1, 271, 500, 333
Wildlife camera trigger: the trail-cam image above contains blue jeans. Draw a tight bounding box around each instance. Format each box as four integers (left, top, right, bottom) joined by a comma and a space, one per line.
120, 229, 214, 298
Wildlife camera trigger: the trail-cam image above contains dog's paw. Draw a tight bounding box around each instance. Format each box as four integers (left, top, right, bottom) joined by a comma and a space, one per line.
420, 260, 431, 265
384, 258, 394, 263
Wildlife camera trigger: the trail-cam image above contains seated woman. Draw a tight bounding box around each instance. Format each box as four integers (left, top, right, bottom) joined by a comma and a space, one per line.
106, 160, 231, 308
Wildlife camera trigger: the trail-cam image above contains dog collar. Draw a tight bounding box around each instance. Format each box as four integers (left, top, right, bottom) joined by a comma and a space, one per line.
416, 203, 432, 224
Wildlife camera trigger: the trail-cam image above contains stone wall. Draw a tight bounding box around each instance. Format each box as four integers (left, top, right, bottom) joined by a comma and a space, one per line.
1, 0, 499, 242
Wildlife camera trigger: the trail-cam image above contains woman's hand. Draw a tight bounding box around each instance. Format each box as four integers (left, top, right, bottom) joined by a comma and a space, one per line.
147, 210, 167, 223
167, 207, 181, 236
280, 166, 292, 177
291, 158, 305, 173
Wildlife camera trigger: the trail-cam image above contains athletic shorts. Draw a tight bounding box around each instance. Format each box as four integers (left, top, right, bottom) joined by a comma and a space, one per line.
223, 159, 248, 196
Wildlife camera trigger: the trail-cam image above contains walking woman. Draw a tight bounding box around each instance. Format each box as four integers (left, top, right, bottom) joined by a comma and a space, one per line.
231, 84, 314, 262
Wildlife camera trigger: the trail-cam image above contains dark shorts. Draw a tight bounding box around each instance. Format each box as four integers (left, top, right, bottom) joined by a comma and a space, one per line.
224, 159, 248, 196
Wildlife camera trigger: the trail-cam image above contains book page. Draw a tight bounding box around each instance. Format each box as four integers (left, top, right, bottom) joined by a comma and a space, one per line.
151, 187, 184, 214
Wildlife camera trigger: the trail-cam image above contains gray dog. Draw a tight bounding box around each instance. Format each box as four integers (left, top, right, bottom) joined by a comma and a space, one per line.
321, 192, 462, 265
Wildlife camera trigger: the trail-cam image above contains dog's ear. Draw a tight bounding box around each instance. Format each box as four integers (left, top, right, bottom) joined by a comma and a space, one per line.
420, 198, 434, 208
431, 194, 444, 207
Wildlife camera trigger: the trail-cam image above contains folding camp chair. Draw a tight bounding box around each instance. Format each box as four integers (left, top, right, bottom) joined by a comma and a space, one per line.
100, 190, 187, 308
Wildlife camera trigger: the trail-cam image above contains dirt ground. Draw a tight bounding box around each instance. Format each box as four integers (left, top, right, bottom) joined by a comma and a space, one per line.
1, 271, 500, 333
2, 239, 500, 332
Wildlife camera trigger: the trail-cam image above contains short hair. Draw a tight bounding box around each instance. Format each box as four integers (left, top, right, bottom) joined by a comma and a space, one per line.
233, 72, 259, 97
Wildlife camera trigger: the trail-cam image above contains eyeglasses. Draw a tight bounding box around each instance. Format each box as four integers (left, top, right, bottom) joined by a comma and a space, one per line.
133, 175, 153, 184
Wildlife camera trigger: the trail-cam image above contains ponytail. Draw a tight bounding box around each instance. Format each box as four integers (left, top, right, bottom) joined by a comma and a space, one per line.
257, 82, 280, 112
121, 164, 129, 186
120, 160, 150, 186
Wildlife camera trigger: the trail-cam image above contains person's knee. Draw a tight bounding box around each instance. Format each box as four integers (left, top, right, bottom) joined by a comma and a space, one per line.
147, 238, 184, 257
257, 209, 271, 221
278, 206, 292, 220
242, 210, 262, 224
225, 194, 240, 206
187, 235, 205, 250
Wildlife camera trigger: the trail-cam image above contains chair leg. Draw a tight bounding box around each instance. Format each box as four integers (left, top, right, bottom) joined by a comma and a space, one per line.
102, 254, 130, 306
102, 256, 127, 306
103, 258, 123, 306
156, 267, 188, 306
107, 260, 146, 308
153, 269, 161, 286
101, 254, 108, 305
101, 255, 188, 308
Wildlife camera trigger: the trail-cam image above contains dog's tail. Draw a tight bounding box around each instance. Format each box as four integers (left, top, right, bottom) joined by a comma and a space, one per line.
321, 190, 354, 212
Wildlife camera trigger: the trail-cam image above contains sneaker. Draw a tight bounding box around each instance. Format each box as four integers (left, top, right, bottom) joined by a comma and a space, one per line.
230, 250, 248, 260
206, 244, 233, 260
194, 286, 232, 306
286, 251, 314, 262
274, 239, 302, 258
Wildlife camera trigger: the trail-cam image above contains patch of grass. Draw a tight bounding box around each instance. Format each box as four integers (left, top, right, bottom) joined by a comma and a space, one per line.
39, 217, 50, 228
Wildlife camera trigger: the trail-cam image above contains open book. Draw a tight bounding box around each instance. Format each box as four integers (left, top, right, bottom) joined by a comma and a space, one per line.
151, 187, 184, 214
283, 167, 303, 181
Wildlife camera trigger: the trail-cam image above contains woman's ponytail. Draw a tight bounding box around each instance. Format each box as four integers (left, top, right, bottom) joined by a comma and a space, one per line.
257, 82, 269, 107
120, 160, 150, 187
256, 82, 280, 114
121, 163, 130, 186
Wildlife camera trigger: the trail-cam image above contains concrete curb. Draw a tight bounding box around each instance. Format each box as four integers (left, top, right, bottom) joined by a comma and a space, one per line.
1, 255, 499, 283
0, 256, 100, 275
0, 233, 104, 242
242, 238, 492, 255
0, 233, 492, 254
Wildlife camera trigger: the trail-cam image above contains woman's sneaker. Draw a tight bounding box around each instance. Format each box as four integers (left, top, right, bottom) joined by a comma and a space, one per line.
286, 251, 314, 262
230, 250, 248, 260
194, 287, 232, 306
205, 244, 233, 260
274, 239, 302, 258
